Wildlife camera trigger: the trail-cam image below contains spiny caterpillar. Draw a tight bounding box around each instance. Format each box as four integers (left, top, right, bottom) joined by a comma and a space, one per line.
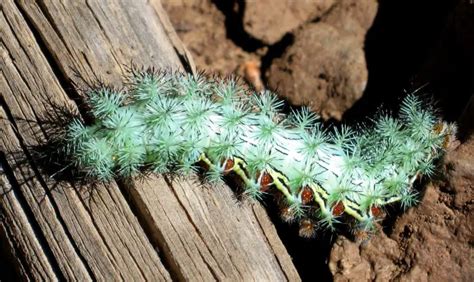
65, 68, 455, 237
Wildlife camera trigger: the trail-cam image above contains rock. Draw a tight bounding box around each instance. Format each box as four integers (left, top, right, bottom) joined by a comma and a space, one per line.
329, 136, 474, 281
323, 0, 378, 43
266, 0, 377, 120
242, 0, 335, 45
267, 23, 368, 120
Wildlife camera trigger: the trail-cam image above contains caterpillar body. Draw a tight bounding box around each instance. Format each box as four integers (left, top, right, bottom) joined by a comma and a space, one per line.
66, 69, 455, 237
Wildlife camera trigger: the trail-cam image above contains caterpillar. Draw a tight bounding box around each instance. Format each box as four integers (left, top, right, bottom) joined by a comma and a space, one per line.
65, 68, 455, 238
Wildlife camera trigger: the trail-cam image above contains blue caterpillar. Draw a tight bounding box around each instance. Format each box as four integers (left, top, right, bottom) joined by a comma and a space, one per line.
65, 69, 455, 237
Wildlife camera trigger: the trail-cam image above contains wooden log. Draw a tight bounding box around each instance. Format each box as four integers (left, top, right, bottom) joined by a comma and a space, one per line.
1, 1, 171, 280
0, 0, 300, 280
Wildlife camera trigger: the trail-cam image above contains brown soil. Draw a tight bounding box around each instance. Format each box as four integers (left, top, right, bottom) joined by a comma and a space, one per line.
162, 0, 473, 280
163, 0, 261, 76
330, 137, 474, 281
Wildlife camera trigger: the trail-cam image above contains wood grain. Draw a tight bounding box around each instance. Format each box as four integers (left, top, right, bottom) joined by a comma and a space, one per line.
1, 1, 171, 280
1, 0, 300, 280
0, 127, 57, 280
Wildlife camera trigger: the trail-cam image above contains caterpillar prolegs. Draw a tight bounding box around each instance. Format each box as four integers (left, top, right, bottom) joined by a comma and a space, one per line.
66, 68, 455, 237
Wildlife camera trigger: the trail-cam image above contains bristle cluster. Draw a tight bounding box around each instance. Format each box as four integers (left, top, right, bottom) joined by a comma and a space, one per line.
66, 68, 455, 236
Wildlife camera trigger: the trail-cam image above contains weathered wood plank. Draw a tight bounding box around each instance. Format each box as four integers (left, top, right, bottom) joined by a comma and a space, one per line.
0, 133, 57, 281
2, 0, 301, 280
1, 4, 94, 279
1, 1, 171, 280
147, 0, 196, 73
129, 175, 298, 280
16, 0, 193, 84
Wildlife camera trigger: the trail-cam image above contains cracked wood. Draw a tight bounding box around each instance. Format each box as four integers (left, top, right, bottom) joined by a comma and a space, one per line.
0, 0, 300, 280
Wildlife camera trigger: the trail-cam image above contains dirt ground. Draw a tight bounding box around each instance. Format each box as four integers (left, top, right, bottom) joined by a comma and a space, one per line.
163, 0, 473, 280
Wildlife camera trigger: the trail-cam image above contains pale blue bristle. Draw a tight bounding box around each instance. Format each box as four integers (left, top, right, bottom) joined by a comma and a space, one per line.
67, 69, 453, 233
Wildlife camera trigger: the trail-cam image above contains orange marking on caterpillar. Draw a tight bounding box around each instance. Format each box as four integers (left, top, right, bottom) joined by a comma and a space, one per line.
222, 158, 234, 174
301, 186, 314, 205
257, 171, 273, 191
371, 205, 382, 217
332, 201, 345, 216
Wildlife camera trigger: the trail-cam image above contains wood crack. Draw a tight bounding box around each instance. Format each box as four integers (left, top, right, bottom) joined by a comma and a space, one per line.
252, 206, 291, 281
1, 0, 300, 279
16, 0, 86, 114
0, 149, 63, 280
163, 176, 227, 278
1, 74, 96, 279
116, 179, 182, 281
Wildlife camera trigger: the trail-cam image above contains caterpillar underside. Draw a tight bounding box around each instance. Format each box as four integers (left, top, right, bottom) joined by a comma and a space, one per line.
66, 68, 455, 237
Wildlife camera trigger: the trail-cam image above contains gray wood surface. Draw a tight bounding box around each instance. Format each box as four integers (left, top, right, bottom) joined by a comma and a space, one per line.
0, 0, 300, 280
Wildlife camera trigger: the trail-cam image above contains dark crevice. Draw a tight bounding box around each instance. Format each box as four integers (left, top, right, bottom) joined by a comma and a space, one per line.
212, 0, 265, 52
211, 0, 297, 81
260, 33, 294, 83
69, 186, 127, 280
12, 1, 187, 279
162, 176, 228, 277
115, 178, 181, 281
0, 150, 64, 280
174, 46, 194, 74
260, 196, 334, 282
0, 154, 34, 281
343, 0, 466, 122
0, 223, 25, 281
197, 249, 220, 281
227, 173, 335, 281
162, 176, 230, 277
309, 1, 339, 24
259, 2, 337, 75
0, 95, 95, 279
14, 1, 91, 123
251, 208, 291, 282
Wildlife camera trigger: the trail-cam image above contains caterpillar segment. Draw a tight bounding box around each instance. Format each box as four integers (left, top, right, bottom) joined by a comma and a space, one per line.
65, 69, 456, 237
